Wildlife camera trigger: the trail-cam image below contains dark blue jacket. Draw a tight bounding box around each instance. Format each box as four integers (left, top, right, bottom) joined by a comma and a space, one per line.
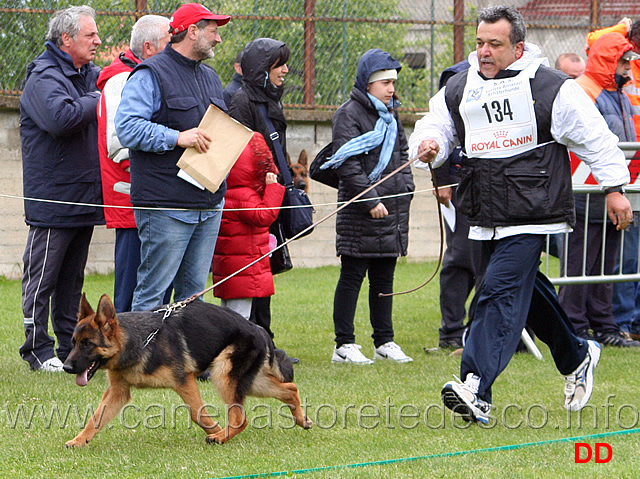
128, 46, 227, 208
353, 48, 402, 94
19, 41, 104, 227
576, 81, 636, 220
223, 72, 243, 106
574, 33, 636, 222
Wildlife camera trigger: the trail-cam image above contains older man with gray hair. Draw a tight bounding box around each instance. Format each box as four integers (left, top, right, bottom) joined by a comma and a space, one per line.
19, 5, 103, 372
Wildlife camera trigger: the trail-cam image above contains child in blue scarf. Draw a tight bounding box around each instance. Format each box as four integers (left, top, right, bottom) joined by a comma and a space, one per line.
327, 49, 415, 365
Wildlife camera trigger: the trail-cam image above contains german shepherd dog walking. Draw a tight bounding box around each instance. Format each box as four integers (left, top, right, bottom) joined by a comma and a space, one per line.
63, 294, 312, 447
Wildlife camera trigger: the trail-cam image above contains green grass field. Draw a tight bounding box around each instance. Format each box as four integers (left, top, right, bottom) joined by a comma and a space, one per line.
1, 262, 639, 478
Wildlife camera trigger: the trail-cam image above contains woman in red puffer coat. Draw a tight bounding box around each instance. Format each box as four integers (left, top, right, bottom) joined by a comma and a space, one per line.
212, 133, 285, 319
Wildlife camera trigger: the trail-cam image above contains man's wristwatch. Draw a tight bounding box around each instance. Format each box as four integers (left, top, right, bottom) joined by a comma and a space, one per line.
604, 186, 625, 195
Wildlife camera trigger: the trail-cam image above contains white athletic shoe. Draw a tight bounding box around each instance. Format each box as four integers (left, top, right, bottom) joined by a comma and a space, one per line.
564, 340, 601, 411
373, 341, 413, 363
40, 357, 64, 372
441, 373, 492, 425
332, 344, 374, 364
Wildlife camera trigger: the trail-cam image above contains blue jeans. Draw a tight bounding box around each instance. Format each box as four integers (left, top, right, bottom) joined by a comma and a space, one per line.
132, 206, 222, 312
114, 228, 172, 313
612, 221, 640, 332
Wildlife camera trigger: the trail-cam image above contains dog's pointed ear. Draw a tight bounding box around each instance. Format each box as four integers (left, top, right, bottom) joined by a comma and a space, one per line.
286, 151, 292, 166
78, 293, 94, 319
298, 150, 308, 167
94, 294, 117, 331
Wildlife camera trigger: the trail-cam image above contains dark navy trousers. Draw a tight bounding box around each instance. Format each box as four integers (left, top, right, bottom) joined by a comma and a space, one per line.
114, 228, 141, 313
20, 226, 93, 369
461, 234, 588, 403
558, 215, 620, 334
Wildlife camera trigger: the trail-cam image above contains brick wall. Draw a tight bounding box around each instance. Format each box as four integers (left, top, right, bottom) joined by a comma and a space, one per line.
0, 98, 441, 280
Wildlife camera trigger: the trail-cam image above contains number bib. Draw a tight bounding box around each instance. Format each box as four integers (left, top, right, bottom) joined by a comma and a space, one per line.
460, 64, 539, 159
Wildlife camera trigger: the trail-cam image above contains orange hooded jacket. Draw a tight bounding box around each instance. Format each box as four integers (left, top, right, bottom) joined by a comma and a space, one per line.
586, 23, 640, 142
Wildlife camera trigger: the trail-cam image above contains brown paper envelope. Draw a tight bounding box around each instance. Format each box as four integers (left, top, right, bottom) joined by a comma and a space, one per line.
176, 104, 253, 193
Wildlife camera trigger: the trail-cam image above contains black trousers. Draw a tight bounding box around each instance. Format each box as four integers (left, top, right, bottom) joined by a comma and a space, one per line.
250, 296, 273, 339
20, 226, 93, 369
333, 255, 397, 348
438, 209, 478, 342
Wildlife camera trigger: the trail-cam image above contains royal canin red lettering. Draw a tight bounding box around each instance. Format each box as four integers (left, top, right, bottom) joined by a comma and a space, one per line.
503, 135, 533, 147
471, 135, 533, 152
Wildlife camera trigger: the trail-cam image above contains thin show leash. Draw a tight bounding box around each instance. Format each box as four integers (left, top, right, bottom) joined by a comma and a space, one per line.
379, 160, 444, 297
1, 186, 449, 212
143, 149, 444, 347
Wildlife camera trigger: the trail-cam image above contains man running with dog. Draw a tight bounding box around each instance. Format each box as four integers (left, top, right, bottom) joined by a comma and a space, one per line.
410, 5, 632, 424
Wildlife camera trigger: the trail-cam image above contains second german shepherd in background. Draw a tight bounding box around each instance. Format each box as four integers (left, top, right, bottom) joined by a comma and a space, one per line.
63, 294, 312, 447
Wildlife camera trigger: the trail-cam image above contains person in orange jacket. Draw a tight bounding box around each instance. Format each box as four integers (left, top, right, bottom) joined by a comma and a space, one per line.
586, 18, 640, 132
558, 31, 640, 347
587, 19, 640, 339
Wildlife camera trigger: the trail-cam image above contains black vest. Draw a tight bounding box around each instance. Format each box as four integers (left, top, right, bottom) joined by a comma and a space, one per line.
445, 65, 576, 228
129, 46, 227, 208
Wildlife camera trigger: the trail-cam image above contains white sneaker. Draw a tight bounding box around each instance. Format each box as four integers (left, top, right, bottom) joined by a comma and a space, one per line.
40, 357, 64, 372
332, 344, 374, 364
564, 340, 601, 411
441, 373, 492, 424
373, 341, 413, 363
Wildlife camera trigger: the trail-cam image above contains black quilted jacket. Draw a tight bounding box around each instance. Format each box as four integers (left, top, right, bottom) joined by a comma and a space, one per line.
332, 88, 414, 258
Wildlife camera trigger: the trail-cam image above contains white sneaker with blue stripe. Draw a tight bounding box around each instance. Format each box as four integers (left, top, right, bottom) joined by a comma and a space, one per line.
441, 373, 491, 424
564, 340, 601, 411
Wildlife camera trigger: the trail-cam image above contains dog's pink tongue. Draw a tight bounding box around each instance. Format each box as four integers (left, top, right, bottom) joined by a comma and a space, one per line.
76, 370, 89, 387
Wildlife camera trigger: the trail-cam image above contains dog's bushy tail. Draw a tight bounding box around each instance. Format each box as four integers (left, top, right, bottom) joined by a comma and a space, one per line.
274, 348, 294, 382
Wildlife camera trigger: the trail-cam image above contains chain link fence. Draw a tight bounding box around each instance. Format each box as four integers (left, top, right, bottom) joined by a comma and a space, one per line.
1, 0, 639, 111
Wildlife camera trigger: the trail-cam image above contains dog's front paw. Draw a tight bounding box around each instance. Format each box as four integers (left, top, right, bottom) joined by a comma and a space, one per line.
206, 432, 228, 445
302, 416, 313, 429
65, 437, 88, 448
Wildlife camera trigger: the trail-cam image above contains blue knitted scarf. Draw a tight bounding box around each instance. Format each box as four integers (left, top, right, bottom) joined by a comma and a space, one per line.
320, 93, 397, 182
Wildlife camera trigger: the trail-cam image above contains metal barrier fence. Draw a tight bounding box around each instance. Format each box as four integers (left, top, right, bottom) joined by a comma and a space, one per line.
1, 0, 639, 110
544, 142, 640, 286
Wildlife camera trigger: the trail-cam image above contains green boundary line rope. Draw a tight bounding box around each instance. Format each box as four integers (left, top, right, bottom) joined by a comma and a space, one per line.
214, 427, 640, 479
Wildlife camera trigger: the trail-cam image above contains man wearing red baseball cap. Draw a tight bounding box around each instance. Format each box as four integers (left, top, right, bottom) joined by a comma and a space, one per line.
169, 3, 230, 35
114, 4, 231, 312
